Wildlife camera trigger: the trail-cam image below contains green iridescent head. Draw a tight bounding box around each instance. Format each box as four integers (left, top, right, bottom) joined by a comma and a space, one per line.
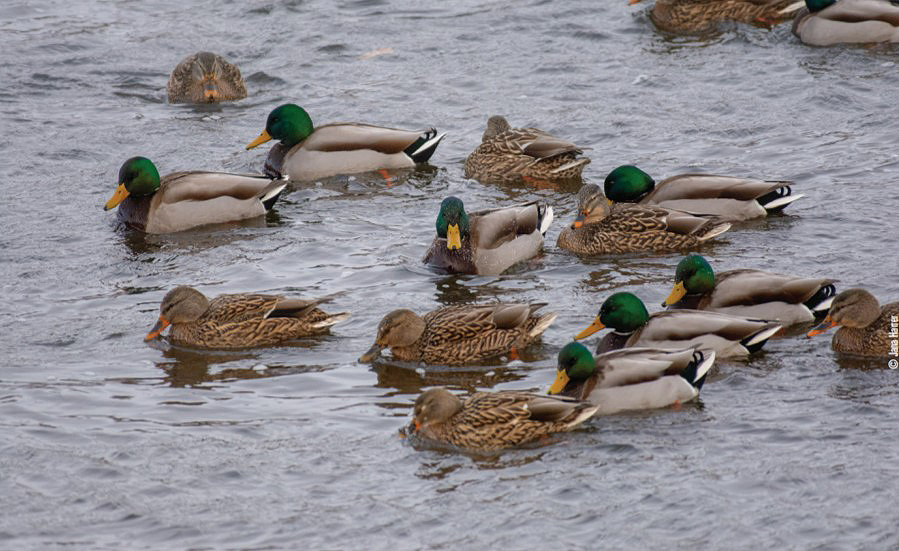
599, 292, 650, 332
805, 0, 836, 12
246, 103, 314, 150
603, 165, 656, 203
665, 254, 715, 305
435, 196, 470, 251
104, 156, 161, 210
558, 342, 597, 379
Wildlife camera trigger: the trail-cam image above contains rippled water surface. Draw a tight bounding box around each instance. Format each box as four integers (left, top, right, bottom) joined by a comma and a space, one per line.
2, 0, 899, 549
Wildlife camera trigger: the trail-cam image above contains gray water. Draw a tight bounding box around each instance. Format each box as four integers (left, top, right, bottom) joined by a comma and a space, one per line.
2, 0, 899, 549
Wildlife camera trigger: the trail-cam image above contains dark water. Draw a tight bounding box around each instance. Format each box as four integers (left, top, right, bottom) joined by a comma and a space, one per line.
2, 0, 899, 548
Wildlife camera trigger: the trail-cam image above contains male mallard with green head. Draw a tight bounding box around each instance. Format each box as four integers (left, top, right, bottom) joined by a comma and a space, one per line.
103, 157, 285, 234
245, 103, 445, 180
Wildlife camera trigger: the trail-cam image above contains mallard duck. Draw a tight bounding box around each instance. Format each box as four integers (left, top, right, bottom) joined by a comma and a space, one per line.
603, 165, 803, 221
423, 197, 553, 275
807, 289, 899, 357
167, 52, 247, 104
103, 157, 286, 234
664, 254, 836, 325
630, 0, 806, 32
359, 303, 557, 365
245, 103, 446, 181
411, 387, 597, 452
463, 115, 591, 185
145, 286, 349, 349
549, 342, 715, 414
576, 292, 782, 358
792, 0, 899, 46
556, 184, 731, 254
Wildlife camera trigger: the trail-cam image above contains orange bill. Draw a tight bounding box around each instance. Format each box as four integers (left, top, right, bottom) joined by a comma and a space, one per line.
663, 281, 687, 306
806, 317, 836, 338
104, 183, 130, 210
547, 370, 570, 395
144, 317, 171, 341
446, 223, 462, 250
246, 129, 273, 150
202, 78, 219, 101
575, 317, 605, 340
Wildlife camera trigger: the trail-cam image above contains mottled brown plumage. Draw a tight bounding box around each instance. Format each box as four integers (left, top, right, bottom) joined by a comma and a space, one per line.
634, 0, 804, 33
145, 286, 349, 349
167, 52, 247, 104
556, 184, 731, 254
359, 303, 557, 365
463, 116, 590, 185
807, 289, 899, 357
411, 387, 597, 452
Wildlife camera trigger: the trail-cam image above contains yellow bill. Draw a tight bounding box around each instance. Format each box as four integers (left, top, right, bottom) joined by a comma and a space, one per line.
446, 223, 462, 250
575, 317, 605, 340
246, 129, 273, 150
145, 317, 171, 341
104, 183, 130, 210
547, 370, 570, 394
663, 281, 687, 306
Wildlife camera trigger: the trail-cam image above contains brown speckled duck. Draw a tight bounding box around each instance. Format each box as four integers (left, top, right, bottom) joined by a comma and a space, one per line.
145, 286, 349, 349
556, 184, 731, 254
410, 387, 597, 452
807, 288, 899, 357
423, 197, 553, 275
631, 0, 805, 32
464, 115, 591, 185
103, 157, 285, 234
359, 303, 557, 365
167, 52, 247, 103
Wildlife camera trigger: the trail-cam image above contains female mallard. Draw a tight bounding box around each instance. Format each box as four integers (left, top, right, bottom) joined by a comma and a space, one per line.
549, 342, 716, 414
167, 52, 247, 104
245, 103, 446, 181
145, 286, 349, 349
410, 387, 597, 452
807, 289, 899, 357
793, 0, 899, 45
556, 184, 731, 254
631, 0, 805, 32
423, 197, 553, 275
603, 165, 803, 221
103, 156, 286, 234
463, 115, 591, 185
359, 303, 557, 365
576, 292, 782, 358
664, 254, 836, 325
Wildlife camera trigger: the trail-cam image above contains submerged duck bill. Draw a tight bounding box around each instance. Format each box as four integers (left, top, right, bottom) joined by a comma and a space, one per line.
359, 343, 383, 363
446, 224, 462, 250
246, 129, 273, 150
574, 318, 605, 340
104, 183, 130, 210
806, 317, 836, 338
663, 281, 687, 306
547, 370, 570, 395
144, 317, 171, 341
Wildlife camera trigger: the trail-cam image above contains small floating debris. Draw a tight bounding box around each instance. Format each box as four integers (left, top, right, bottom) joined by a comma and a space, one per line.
359, 48, 394, 60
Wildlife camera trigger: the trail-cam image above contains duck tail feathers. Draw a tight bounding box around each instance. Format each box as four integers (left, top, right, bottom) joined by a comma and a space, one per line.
758, 184, 803, 212
405, 128, 446, 163
681, 349, 716, 390
311, 312, 350, 329
539, 205, 554, 236
529, 312, 558, 338
260, 182, 287, 211
741, 323, 782, 353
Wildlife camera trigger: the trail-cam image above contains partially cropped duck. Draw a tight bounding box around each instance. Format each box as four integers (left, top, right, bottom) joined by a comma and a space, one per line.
423, 197, 553, 275
556, 184, 731, 254
576, 292, 782, 358
464, 115, 591, 185
603, 165, 803, 221
359, 303, 557, 365
664, 254, 836, 325
245, 103, 445, 181
630, 0, 806, 32
410, 387, 597, 453
793, 0, 899, 45
167, 52, 247, 104
807, 288, 899, 357
145, 286, 349, 349
103, 156, 285, 234
550, 342, 716, 414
